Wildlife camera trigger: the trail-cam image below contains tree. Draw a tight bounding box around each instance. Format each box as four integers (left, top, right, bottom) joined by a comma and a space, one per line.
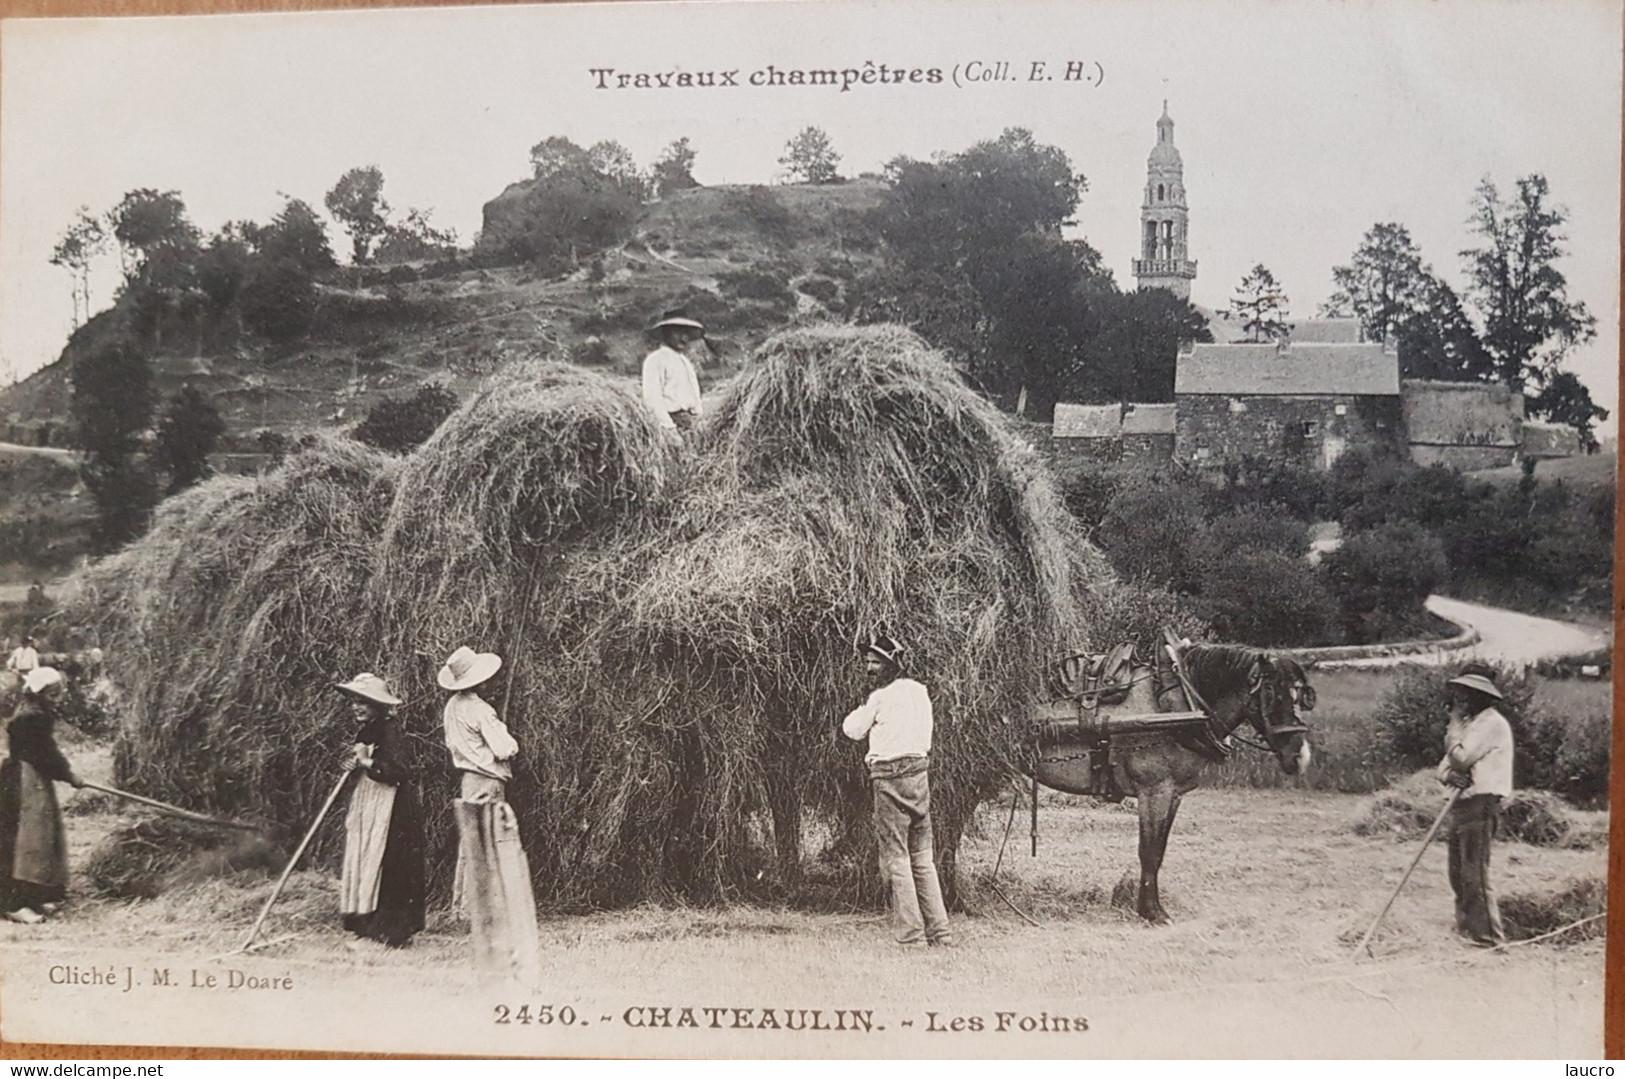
255, 197, 336, 277
586, 140, 648, 200
778, 126, 841, 184
857, 129, 1099, 406
50, 207, 110, 328
375, 208, 460, 264
153, 385, 225, 493
325, 166, 391, 265
352, 384, 459, 453
1323, 222, 1490, 380
1075, 286, 1211, 403
1461, 174, 1602, 440
108, 188, 199, 285
1230, 264, 1291, 342
68, 320, 158, 551
652, 137, 700, 196
1461, 174, 1596, 390
1527, 371, 1610, 451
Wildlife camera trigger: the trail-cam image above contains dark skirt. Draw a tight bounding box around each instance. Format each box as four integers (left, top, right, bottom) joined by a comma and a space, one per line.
342, 782, 425, 946
0, 758, 68, 913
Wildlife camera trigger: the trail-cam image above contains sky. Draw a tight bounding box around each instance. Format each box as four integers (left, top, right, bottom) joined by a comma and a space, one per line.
1, 0, 1619, 414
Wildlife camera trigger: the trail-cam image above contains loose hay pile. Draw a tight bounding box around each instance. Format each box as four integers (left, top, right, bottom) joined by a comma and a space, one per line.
85, 817, 285, 899
1499, 877, 1606, 943
69, 325, 1102, 909
1354, 771, 1575, 846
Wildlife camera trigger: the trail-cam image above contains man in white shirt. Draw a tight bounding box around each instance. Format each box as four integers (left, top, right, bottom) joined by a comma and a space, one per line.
1436, 667, 1513, 946
841, 635, 952, 947
641, 309, 704, 433
439, 645, 540, 983
6, 636, 39, 675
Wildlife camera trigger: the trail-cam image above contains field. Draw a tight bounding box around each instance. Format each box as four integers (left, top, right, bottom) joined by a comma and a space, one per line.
0, 668, 1607, 1058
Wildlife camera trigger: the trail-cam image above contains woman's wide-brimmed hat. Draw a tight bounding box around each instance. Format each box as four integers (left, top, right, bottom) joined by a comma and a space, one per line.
651, 308, 705, 333
438, 646, 502, 691
334, 672, 402, 707
1446, 672, 1503, 700
22, 667, 63, 694
861, 634, 904, 666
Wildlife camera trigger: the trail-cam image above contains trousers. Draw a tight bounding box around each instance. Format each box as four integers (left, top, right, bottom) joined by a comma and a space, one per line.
869, 756, 951, 945
1447, 793, 1505, 944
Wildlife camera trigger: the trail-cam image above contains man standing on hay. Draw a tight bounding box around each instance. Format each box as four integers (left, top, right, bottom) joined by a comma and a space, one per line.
1437, 666, 1513, 947
439, 646, 540, 983
641, 308, 704, 433
841, 635, 953, 948
6, 635, 38, 675
0, 667, 82, 925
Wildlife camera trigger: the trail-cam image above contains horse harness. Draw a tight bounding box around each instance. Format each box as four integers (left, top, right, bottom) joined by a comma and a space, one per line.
1030, 635, 1308, 800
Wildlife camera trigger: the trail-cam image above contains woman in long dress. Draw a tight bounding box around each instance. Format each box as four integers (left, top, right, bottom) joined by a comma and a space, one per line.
334, 673, 424, 948
0, 667, 81, 924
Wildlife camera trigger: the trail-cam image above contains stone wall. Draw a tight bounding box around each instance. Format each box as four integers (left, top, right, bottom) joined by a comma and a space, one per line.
1409, 443, 1518, 470
1122, 433, 1174, 463
1175, 394, 1403, 470
1401, 380, 1521, 467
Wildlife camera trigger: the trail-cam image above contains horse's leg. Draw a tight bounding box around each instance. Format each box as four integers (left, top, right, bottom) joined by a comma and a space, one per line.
1136, 780, 1182, 924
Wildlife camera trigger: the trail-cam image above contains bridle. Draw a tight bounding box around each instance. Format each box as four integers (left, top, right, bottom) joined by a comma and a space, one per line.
1228, 666, 1313, 755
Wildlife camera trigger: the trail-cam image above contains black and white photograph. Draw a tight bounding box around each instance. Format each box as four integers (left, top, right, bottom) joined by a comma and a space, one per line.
0, 0, 1616, 1058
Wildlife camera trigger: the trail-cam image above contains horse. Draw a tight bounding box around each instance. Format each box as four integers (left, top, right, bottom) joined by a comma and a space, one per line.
1033, 642, 1315, 924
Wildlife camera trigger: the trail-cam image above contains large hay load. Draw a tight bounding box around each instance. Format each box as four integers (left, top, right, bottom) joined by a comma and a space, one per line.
66, 438, 396, 837
72, 324, 1100, 909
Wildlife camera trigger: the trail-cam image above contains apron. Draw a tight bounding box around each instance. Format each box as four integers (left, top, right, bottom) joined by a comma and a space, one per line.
339, 770, 397, 916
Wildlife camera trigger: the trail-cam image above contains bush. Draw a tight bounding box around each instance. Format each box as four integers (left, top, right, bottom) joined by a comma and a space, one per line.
1371, 661, 1536, 773
240, 258, 317, 343
351, 384, 459, 454
1195, 548, 1337, 648
1096, 473, 1206, 591
1546, 700, 1610, 807
1051, 458, 1125, 537
799, 277, 842, 311
1210, 455, 1329, 521
717, 266, 796, 305
1195, 506, 1309, 563
1321, 521, 1447, 644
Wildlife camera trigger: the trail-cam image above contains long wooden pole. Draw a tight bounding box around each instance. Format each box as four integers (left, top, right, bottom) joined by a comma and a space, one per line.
1357, 787, 1462, 957
238, 770, 352, 953
81, 781, 259, 831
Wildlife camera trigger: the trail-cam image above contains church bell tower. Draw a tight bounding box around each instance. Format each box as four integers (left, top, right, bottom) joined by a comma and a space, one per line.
1133, 101, 1197, 299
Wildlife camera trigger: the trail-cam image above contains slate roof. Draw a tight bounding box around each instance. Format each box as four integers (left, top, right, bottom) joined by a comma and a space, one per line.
1176, 343, 1400, 396
1289, 318, 1364, 344
1121, 402, 1176, 435
1052, 402, 1121, 438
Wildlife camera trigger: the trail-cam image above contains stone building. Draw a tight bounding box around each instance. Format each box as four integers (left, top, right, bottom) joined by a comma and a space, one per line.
1174, 339, 1403, 470
1132, 103, 1198, 300
1121, 402, 1176, 462
1401, 379, 1522, 469
1050, 402, 1123, 465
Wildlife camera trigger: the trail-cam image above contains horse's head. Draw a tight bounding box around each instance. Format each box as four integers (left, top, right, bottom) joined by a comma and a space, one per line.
1248, 654, 1314, 775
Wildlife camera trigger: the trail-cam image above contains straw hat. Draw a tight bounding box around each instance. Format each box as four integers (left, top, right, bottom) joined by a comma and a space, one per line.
1446, 672, 1503, 700
862, 634, 904, 666
652, 308, 705, 333
334, 672, 402, 707
22, 667, 63, 694
438, 646, 502, 691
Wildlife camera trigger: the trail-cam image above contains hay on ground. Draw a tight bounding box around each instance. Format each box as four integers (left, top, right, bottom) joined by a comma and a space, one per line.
1499, 876, 1605, 943
1353, 771, 1574, 846
84, 817, 285, 899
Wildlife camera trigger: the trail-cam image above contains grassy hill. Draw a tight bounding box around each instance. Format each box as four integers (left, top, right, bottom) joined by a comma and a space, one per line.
0, 180, 888, 454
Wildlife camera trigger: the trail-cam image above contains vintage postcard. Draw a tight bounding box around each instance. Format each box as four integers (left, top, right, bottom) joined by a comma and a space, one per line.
0, 0, 1616, 1059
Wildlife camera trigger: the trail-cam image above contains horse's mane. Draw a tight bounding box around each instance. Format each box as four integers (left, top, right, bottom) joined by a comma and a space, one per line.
1181, 643, 1263, 696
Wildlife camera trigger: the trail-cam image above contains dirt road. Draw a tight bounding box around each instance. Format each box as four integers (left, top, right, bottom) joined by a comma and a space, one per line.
1333, 595, 1609, 669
